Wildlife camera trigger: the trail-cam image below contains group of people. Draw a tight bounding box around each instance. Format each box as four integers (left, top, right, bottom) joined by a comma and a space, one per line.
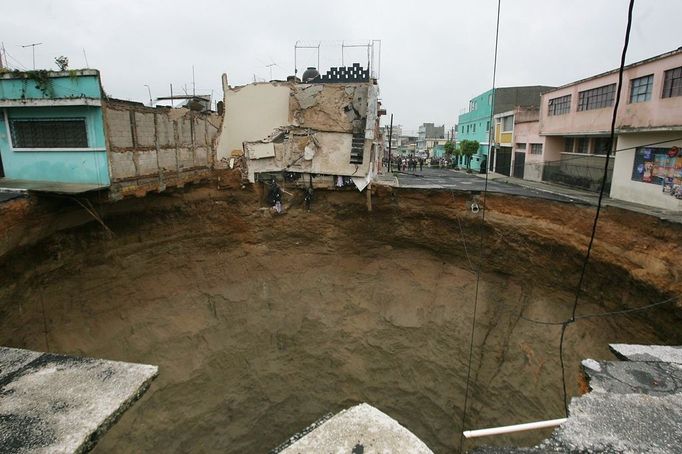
385, 157, 424, 173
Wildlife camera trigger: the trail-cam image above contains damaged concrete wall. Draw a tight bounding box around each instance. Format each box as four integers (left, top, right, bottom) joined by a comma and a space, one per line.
289, 84, 368, 134
103, 100, 220, 198
217, 76, 377, 184
216, 82, 291, 163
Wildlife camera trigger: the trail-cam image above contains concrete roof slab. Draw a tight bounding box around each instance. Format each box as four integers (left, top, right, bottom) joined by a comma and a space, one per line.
0, 346, 158, 454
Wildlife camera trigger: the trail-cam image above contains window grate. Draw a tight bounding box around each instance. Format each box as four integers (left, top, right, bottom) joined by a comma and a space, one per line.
11, 118, 88, 148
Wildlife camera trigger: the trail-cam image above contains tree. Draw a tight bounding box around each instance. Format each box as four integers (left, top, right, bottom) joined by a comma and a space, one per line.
444, 140, 455, 159
459, 140, 480, 170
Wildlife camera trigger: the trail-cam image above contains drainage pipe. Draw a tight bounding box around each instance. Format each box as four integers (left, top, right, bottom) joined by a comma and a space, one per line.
463, 418, 568, 439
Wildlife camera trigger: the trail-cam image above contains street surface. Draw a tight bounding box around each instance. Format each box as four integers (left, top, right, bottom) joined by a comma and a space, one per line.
392, 167, 578, 203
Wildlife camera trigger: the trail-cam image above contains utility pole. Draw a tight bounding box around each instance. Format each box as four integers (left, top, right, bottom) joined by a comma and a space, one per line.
387, 114, 394, 173
21, 42, 42, 70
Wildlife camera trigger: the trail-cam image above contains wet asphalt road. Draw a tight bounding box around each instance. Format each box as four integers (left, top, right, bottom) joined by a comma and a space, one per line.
394, 168, 577, 203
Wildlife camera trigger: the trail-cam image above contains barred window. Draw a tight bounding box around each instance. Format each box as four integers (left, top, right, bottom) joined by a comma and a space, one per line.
564, 137, 574, 153
516, 143, 526, 151
530, 143, 543, 155
629, 74, 653, 103
502, 115, 513, 131
593, 137, 612, 155
548, 95, 571, 115
577, 84, 616, 111
576, 137, 590, 154
10, 118, 88, 148
662, 66, 682, 98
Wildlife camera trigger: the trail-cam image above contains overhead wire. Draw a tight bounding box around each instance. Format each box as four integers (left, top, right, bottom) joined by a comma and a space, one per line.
556, 0, 636, 416
520, 293, 681, 326
459, 1, 500, 452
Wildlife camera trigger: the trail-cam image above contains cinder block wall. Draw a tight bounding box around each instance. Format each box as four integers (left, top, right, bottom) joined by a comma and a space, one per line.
102, 100, 221, 198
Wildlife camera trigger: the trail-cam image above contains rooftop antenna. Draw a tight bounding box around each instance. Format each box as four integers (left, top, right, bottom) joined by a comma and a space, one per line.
294, 41, 321, 75
0, 42, 5, 70
192, 65, 196, 96
21, 42, 42, 70
82, 48, 90, 68
265, 62, 278, 81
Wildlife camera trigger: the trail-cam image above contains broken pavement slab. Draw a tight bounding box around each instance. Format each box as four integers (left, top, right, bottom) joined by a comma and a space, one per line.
473, 344, 682, 453
0, 346, 158, 454
273, 403, 433, 454
609, 343, 682, 364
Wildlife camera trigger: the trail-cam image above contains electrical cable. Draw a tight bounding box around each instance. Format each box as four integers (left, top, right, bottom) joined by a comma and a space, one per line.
520, 293, 681, 326
459, 1, 500, 452
557, 0, 636, 417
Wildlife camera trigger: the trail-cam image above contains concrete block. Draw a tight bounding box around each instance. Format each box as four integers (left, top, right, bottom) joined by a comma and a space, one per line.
109, 151, 136, 180
134, 112, 156, 147
158, 149, 177, 172
156, 116, 175, 147
177, 118, 193, 146
194, 147, 208, 166
177, 148, 194, 169
135, 150, 159, 176
106, 109, 133, 148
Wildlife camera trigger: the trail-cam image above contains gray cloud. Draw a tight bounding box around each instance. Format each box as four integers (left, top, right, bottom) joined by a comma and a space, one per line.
2, 0, 680, 132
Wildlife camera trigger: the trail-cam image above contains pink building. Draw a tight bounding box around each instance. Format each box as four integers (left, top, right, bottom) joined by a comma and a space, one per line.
538, 47, 682, 210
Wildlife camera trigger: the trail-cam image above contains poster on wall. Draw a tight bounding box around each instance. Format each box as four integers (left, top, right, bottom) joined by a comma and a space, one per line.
631, 146, 682, 194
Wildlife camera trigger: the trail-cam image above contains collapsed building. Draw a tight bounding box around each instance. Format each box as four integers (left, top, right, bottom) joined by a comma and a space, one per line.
215, 64, 383, 191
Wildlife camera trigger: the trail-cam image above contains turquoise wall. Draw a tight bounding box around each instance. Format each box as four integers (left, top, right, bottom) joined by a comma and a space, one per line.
0, 74, 102, 100
457, 88, 493, 171
0, 105, 110, 185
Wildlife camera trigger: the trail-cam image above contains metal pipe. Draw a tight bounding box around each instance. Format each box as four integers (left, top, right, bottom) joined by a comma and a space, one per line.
463, 418, 568, 439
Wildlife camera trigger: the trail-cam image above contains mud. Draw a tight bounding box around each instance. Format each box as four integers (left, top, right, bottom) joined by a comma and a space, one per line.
0, 186, 680, 453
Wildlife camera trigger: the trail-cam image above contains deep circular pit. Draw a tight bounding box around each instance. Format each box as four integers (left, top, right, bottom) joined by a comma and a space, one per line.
0, 189, 679, 453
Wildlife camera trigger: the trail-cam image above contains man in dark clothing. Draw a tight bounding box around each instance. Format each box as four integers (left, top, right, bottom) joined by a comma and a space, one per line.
419, 158, 423, 172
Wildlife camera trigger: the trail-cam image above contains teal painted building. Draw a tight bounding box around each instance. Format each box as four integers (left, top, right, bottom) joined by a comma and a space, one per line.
0, 70, 110, 187
456, 89, 493, 172
456, 86, 555, 172
430, 144, 445, 159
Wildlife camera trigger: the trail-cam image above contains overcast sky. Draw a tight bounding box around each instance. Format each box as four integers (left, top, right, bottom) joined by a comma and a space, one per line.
2, 0, 681, 134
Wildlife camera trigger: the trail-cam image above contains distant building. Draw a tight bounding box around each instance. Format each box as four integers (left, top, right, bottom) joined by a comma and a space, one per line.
0, 70, 219, 199
417, 123, 445, 157
457, 86, 554, 172
538, 47, 682, 210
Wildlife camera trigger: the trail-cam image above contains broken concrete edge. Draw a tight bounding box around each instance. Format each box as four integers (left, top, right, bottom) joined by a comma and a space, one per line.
609, 343, 682, 364
75, 364, 159, 454
270, 411, 335, 453
273, 403, 434, 453
0, 347, 159, 454
473, 344, 682, 453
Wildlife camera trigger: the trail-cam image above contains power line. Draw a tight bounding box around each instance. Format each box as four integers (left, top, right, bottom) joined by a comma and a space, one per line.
459, 1, 501, 452
520, 293, 681, 326
557, 0, 636, 417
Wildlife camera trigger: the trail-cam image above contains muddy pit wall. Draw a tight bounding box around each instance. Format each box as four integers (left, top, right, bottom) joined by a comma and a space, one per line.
103, 100, 222, 199
0, 181, 680, 311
